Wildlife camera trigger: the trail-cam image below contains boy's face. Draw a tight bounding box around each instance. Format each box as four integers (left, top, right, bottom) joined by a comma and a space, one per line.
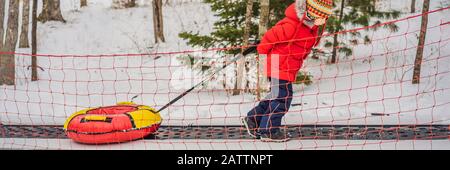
314, 18, 327, 26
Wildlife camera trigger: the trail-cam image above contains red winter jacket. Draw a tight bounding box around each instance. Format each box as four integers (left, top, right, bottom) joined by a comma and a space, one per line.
257, 3, 320, 82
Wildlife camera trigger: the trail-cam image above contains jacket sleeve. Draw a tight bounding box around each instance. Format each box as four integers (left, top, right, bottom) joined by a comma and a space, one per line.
257, 22, 296, 54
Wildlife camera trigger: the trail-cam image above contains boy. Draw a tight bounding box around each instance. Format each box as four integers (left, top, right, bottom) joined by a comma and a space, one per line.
242, 0, 333, 142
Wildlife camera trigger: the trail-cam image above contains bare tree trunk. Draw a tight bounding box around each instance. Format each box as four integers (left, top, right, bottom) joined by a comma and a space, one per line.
32, 0, 38, 81
242, 0, 254, 48
234, 0, 254, 95
0, 0, 5, 75
38, 0, 65, 23
0, 0, 6, 47
112, 0, 121, 8
371, 0, 377, 12
4, 0, 20, 51
81, 0, 88, 7
256, 0, 270, 100
19, 0, 30, 48
127, 0, 136, 7
411, 0, 416, 13
331, 0, 345, 64
0, 0, 20, 85
412, 0, 430, 84
152, 0, 165, 43
258, 0, 270, 38
330, 35, 339, 63
113, 0, 136, 8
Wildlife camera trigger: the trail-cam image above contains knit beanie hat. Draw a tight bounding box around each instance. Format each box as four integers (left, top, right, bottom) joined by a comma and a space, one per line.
305, 0, 333, 20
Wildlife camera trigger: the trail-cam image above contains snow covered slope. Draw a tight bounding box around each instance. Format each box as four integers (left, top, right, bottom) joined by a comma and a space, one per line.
1, 0, 449, 127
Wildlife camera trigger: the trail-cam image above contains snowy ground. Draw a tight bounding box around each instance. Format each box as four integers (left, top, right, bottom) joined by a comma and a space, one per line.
1, 138, 449, 150
0, 0, 449, 149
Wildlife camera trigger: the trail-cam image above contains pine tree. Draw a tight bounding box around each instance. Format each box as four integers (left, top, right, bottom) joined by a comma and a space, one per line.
178, 0, 296, 94
323, 0, 400, 63
179, 0, 325, 94
179, 0, 294, 54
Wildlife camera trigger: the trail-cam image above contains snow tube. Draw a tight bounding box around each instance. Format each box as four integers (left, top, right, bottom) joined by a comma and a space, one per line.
64, 102, 162, 144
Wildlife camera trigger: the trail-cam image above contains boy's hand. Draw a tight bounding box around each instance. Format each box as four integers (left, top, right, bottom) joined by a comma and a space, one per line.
314, 18, 326, 26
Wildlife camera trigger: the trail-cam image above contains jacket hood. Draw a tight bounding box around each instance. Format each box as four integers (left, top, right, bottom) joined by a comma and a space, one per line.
285, 0, 307, 21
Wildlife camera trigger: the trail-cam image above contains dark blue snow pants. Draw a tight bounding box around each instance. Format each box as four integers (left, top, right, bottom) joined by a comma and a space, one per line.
246, 78, 293, 134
